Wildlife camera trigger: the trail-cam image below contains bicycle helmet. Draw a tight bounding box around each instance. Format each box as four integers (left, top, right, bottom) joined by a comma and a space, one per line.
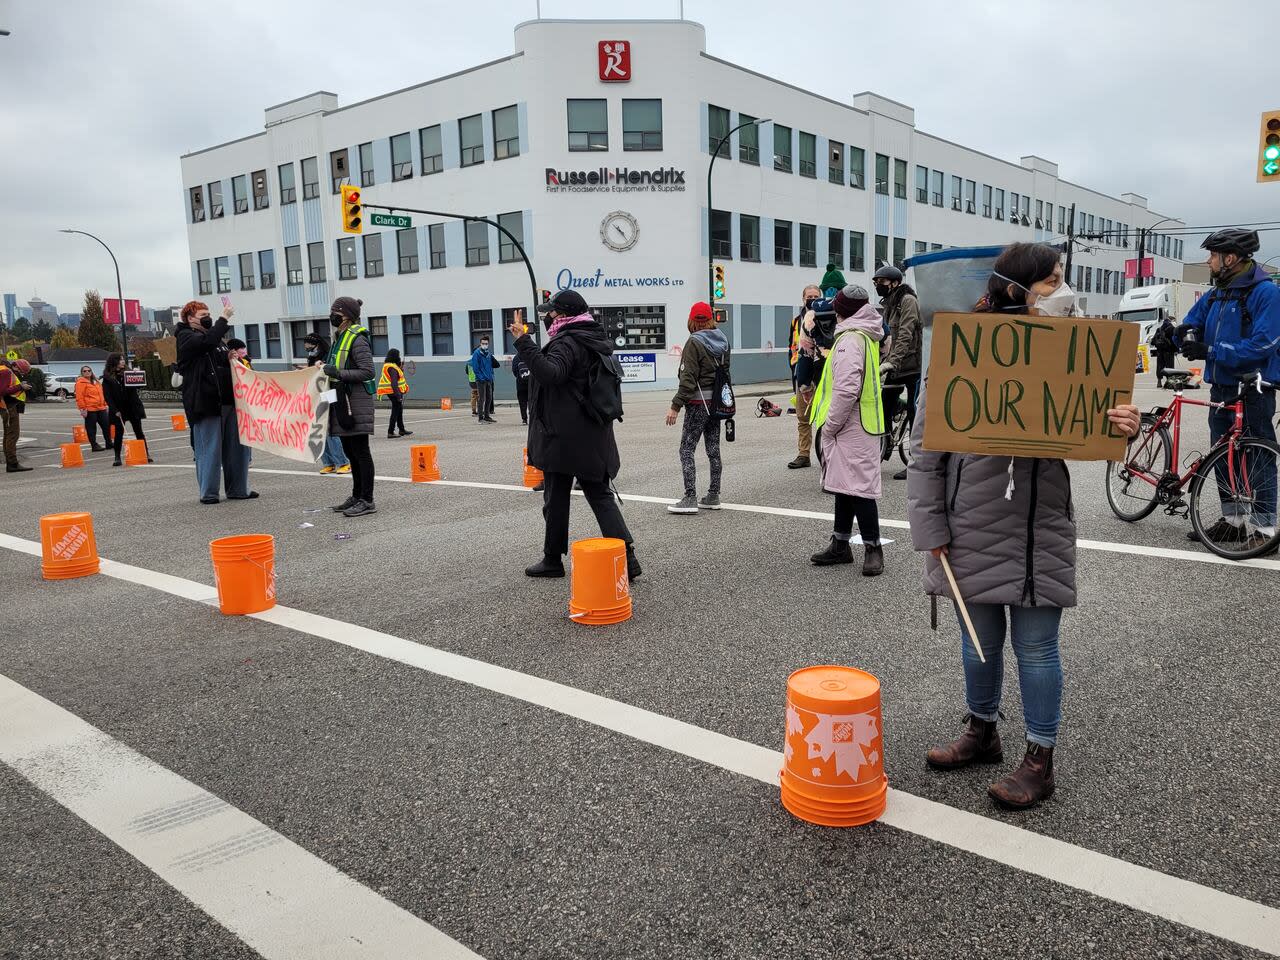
1200, 228, 1260, 257
873, 264, 903, 282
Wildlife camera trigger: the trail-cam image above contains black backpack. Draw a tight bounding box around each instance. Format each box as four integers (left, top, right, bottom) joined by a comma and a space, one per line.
706, 353, 736, 421
577, 350, 625, 425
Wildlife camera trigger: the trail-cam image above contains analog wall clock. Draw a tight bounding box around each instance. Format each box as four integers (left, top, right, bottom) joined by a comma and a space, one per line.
600, 210, 639, 252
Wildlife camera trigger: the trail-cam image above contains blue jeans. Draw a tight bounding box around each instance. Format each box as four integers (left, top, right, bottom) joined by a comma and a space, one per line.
192, 406, 250, 501
321, 434, 348, 468
957, 603, 1064, 748
1208, 384, 1277, 528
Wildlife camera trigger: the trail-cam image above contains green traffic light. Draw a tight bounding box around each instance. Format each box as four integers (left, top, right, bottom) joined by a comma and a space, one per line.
1266, 145, 1280, 161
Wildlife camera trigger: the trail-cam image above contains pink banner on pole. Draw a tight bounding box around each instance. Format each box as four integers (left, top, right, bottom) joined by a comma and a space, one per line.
1124, 258, 1154, 280
103, 299, 142, 325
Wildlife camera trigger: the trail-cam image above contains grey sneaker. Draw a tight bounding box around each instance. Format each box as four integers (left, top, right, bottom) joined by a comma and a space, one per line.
699, 493, 722, 510
667, 495, 699, 514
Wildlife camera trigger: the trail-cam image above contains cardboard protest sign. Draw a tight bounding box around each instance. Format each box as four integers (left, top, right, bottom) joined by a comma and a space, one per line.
922, 312, 1139, 461
231, 362, 330, 463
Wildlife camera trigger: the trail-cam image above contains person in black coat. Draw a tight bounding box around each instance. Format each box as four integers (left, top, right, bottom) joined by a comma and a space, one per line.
101, 352, 150, 466
1151, 317, 1178, 387
509, 289, 640, 580
510, 351, 532, 425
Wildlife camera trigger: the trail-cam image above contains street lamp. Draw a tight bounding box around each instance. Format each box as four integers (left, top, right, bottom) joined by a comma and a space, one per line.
60, 229, 130, 365
1136, 216, 1179, 288
707, 116, 770, 304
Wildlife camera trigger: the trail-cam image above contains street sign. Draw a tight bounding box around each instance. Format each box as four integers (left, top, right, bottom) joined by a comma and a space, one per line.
4, 350, 17, 361
369, 213, 413, 228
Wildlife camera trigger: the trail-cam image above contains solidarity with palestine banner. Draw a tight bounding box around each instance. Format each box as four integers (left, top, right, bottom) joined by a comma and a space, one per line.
231, 363, 330, 463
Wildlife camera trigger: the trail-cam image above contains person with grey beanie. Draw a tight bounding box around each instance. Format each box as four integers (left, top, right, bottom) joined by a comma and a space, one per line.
323, 296, 378, 517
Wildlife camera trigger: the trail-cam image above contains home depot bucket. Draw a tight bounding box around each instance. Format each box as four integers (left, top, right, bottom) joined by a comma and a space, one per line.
568, 537, 631, 625
209, 534, 276, 615
780, 665, 887, 827
441, 397, 453, 411
123, 439, 148, 466
72, 424, 88, 444
171, 413, 187, 431
61, 443, 85, 468
411, 444, 440, 482
39, 512, 100, 581
522, 447, 544, 488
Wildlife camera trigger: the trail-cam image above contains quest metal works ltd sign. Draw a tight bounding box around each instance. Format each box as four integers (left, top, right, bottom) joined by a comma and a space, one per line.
556, 267, 685, 291
545, 166, 686, 194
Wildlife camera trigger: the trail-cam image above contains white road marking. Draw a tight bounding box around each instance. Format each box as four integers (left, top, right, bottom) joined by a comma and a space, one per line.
0, 670, 482, 960
0, 532, 1274, 955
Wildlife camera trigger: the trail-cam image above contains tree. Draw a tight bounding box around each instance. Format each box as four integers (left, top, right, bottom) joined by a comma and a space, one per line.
10, 316, 32, 341
51, 327, 78, 350
31, 318, 54, 342
77, 290, 119, 352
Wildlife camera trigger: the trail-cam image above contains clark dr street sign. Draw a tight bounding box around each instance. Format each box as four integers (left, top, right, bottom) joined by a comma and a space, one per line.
369, 213, 413, 228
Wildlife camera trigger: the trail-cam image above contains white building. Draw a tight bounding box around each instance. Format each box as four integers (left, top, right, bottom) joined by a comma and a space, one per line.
179, 17, 1186, 395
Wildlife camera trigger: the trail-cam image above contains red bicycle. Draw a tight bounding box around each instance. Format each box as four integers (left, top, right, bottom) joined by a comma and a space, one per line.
1104, 369, 1280, 560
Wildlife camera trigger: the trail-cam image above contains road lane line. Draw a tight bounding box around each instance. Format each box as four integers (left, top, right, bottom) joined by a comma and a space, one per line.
0, 532, 1274, 955
0, 671, 482, 960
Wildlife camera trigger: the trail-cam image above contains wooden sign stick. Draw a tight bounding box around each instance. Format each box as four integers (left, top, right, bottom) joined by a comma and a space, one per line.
940, 553, 986, 664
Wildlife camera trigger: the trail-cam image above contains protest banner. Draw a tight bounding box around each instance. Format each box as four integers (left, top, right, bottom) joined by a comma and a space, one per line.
922, 312, 1139, 461
231, 362, 330, 463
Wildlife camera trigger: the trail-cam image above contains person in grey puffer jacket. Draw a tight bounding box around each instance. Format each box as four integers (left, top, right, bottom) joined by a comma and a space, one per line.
323, 296, 378, 518
666, 301, 730, 514
907, 243, 1140, 811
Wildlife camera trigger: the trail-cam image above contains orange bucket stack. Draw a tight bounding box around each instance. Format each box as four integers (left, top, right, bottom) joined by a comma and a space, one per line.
441, 397, 453, 411
72, 424, 88, 444
411, 444, 440, 482
568, 537, 632, 625
124, 439, 148, 466
61, 443, 85, 468
171, 413, 187, 431
209, 534, 276, 615
522, 447, 544, 488
39, 512, 100, 580
780, 665, 888, 827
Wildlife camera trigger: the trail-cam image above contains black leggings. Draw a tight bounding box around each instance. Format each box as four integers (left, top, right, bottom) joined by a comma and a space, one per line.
388, 396, 406, 435
109, 415, 148, 459
340, 434, 375, 502
83, 409, 110, 446
834, 493, 880, 545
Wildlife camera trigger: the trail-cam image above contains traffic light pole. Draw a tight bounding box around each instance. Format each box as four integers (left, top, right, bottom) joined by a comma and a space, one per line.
707, 116, 769, 305
60, 229, 128, 364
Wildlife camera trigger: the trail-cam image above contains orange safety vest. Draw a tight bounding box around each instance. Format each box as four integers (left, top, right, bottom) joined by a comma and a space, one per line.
377, 362, 408, 396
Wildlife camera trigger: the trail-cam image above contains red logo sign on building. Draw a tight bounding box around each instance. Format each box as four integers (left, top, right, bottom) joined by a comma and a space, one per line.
598, 41, 631, 82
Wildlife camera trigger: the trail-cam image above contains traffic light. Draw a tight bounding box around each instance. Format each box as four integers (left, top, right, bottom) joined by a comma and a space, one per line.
1259, 110, 1280, 182
340, 184, 362, 234
713, 264, 726, 300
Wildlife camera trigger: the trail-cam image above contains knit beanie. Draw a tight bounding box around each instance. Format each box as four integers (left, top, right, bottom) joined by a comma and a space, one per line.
832, 284, 870, 319
820, 263, 847, 295
330, 296, 363, 322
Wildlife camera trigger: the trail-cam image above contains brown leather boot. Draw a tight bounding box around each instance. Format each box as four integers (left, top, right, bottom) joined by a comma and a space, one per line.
988, 742, 1055, 809
926, 715, 1002, 770
861, 544, 884, 577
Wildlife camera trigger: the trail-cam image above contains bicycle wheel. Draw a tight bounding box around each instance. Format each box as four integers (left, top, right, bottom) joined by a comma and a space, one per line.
1188, 437, 1280, 560
898, 425, 911, 466
1104, 419, 1170, 521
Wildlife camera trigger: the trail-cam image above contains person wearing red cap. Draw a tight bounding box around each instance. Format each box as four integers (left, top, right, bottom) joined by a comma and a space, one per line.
0, 357, 33, 473
666, 301, 730, 513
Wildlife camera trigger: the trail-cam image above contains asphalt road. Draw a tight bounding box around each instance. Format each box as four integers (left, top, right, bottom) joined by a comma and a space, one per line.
1, 373, 1277, 959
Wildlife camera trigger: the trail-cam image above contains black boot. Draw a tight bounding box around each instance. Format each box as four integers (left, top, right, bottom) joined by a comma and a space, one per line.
988, 742, 1055, 809
626, 546, 642, 580
926, 715, 1003, 770
525, 555, 566, 578
810, 537, 853, 565
862, 544, 884, 577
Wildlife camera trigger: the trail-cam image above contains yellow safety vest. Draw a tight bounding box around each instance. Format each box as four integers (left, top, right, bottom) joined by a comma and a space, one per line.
328, 325, 376, 395
2, 364, 24, 405
377, 363, 408, 396
808, 331, 884, 434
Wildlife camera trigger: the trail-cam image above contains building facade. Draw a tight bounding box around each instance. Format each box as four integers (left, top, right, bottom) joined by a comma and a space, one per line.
180, 18, 1186, 395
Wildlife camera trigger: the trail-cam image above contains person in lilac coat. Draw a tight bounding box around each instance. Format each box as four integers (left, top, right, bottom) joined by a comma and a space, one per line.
810, 284, 885, 576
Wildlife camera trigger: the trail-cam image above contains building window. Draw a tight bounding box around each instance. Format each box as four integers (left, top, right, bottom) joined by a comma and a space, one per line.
568, 99, 608, 151
391, 133, 413, 180
337, 238, 357, 280
798, 132, 817, 178
829, 140, 845, 185
1117, 274, 1126, 295
622, 99, 662, 151
774, 219, 793, 265
995, 188, 1005, 221
238, 252, 255, 290
1020, 195, 1030, 223
1085, 266, 1093, 293
1010, 192, 1020, 224
368, 316, 389, 357
428, 223, 446, 269
1088, 213, 1096, 233
466, 220, 489, 266
849, 147, 866, 189
893, 159, 907, 199
773, 123, 792, 173
500, 308, 525, 353
265, 322, 281, 359
1102, 269, 1111, 295
708, 104, 730, 157
1036, 199, 1045, 229
1061, 207, 1069, 235
363, 234, 383, 277
849, 232, 865, 272
208, 181, 224, 218
232, 174, 249, 213
252, 169, 269, 209
492, 104, 520, 159
189, 186, 205, 222
397, 228, 419, 273
931, 169, 943, 206
459, 114, 484, 167
915, 165, 928, 203
951, 175, 962, 211
740, 214, 760, 261
931, 243, 943, 251
420, 125, 443, 174
402, 314, 424, 355
1046, 204, 1055, 232
258, 250, 276, 289
285, 245, 303, 286
965, 179, 977, 214
307, 242, 325, 283
197, 259, 211, 295
243, 324, 260, 359
290, 321, 310, 359
874, 153, 889, 195
301, 157, 319, 199
469, 309, 493, 350
278, 163, 296, 204
982, 184, 993, 218
498, 211, 524, 263
431, 312, 454, 355
738, 114, 759, 164
828, 228, 843, 269
799, 223, 816, 268
329, 149, 348, 194
215, 256, 231, 293
710, 209, 732, 258
915, 241, 927, 255
893, 237, 906, 266
875, 234, 888, 267
359, 143, 375, 186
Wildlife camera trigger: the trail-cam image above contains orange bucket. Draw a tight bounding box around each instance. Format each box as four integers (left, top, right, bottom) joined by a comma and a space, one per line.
568, 537, 632, 625
61, 443, 85, 468
522, 447, 544, 488
171, 413, 187, 431
411, 444, 440, 482
209, 534, 276, 615
124, 438, 148, 466
72, 424, 88, 443
39, 512, 100, 580
441, 397, 453, 411
780, 665, 887, 827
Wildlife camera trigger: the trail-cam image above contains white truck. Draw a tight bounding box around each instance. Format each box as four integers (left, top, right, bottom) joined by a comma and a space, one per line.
1114, 281, 1211, 343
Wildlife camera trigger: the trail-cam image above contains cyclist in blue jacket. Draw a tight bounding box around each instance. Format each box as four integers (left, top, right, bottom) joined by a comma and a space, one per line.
1177, 228, 1280, 548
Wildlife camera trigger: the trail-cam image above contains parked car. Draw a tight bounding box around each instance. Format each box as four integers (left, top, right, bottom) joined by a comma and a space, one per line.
46, 374, 81, 399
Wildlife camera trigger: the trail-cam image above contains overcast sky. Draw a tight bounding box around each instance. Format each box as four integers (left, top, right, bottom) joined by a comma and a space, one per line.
3, 0, 1277, 316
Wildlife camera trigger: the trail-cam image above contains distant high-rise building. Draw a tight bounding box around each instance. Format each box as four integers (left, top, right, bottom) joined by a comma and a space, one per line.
2, 293, 17, 328
28, 297, 57, 325
57, 313, 82, 329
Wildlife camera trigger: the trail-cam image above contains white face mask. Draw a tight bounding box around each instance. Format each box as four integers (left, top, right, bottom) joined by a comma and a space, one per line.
1032, 282, 1078, 317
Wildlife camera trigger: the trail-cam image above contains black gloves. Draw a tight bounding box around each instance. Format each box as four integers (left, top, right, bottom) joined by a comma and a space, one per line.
1180, 340, 1209, 361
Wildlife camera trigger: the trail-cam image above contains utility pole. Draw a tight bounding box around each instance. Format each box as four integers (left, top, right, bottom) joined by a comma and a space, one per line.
60, 229, 130, 363
1136, 227, 1146, 289
1063, 202, 1077, 286
707, 116, 769, 304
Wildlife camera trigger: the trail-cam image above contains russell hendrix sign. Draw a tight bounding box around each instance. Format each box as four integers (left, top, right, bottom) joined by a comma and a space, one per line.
545, 166, 687, 193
